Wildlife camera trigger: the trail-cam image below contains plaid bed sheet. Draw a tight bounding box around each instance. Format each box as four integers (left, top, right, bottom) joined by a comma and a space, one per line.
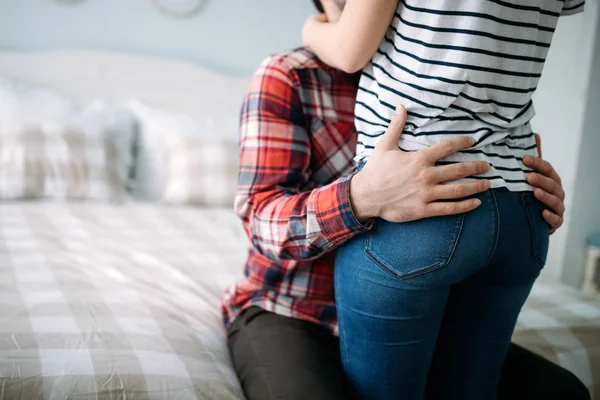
0, 203, 246, 400
514, 282, 600, 398
0, 203, 598, 399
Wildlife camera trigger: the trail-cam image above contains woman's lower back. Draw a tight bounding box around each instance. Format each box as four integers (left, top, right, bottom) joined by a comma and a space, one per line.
354, 0, 581, 191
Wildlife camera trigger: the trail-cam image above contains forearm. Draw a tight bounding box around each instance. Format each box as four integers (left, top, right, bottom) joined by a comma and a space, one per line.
304, 0, 398, 73
304, 22, 349, 71
239, 176, 370, 261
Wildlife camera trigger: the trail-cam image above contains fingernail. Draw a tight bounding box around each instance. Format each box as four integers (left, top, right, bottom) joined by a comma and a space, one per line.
523, 156, 531, 163
473, 199, 482, 207
395, 105, 405, 115
468, 138, 476, 146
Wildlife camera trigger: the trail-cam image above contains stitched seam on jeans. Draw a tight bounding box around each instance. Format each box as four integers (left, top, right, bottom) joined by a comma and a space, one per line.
476, 190, 500, 272
364, 232, 405, 279
445, 212, 465, 266
335, 256, 351, 385
521, 193, 545, 268
364, 215, 464, 280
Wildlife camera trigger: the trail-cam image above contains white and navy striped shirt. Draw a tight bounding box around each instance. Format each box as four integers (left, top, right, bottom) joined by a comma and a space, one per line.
355, 0, 585, 191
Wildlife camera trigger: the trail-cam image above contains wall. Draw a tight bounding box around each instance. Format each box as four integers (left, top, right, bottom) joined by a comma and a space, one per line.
0, 0, 598, 283
0, 0, 314, 75
561, 1, 600, 288
530, 1, 599, 282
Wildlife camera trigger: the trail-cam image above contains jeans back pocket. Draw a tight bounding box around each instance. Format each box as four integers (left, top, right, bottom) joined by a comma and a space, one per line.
520, 193, 550, 268
364, 214, 464, 280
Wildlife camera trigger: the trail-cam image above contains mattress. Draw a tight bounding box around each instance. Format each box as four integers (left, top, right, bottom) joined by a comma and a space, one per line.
0, 203, 246, 400
0, 203, 598, 399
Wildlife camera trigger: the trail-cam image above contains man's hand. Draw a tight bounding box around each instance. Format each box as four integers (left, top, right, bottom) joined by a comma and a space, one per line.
523, 136, 566, 234
350, 105, 491, 223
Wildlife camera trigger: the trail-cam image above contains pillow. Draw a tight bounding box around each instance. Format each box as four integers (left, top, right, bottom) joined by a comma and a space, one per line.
0, 77, 136, 202
0, 75, 73, 125
162, 137, 239, 207
126, 100, 239, 203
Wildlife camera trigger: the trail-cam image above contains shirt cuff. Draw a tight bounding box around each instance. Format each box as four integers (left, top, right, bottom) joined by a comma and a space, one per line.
315, 174, 372, 245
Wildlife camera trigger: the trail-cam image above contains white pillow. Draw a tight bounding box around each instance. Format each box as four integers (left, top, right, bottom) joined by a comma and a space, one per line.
126, 100, 239, 202
0, 76, 136, 202
162, 137, 239, 207
0, 75, 73, 127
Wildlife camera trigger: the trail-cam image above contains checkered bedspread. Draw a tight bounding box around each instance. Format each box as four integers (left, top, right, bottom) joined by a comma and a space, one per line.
0, 203, 598, 399
513, 282, 600, 398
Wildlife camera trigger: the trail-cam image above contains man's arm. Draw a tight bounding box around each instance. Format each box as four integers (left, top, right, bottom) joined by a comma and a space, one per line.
350, 105, 491, 223
235, 59, 369, 261
238, 61, 492, 262
523, 135, 566, 233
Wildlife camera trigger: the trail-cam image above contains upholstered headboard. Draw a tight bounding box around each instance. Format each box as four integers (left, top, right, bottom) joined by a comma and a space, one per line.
0, 50, 250, 122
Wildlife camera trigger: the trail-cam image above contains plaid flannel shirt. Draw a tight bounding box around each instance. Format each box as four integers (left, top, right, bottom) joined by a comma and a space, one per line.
222, 48, 370, 335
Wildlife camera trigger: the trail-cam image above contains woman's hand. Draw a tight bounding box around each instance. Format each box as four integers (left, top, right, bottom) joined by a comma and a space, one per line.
302, 14, 328, 49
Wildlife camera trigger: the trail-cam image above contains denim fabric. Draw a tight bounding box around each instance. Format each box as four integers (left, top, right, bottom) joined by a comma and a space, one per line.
334, 186, 550, 400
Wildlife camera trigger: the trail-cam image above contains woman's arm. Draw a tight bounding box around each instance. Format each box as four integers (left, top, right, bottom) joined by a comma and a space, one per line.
303, 0, 398, 73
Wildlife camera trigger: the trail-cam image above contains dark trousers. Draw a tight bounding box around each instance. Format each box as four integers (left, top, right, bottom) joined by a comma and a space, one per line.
228, 307, 590, 400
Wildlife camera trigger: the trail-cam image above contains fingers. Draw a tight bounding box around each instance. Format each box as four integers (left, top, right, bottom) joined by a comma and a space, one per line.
534, 133, 542, 158
534, 186, 564, 234
528, 172, 565, 200
422, 136, 475, 164
534, 187, 565, 218
523, 156, 562, 187
425, 180, 491, 202
525, 158, 566, 232
543, 209, 562, 233
375, 105, 407, 151
428, 161, 490, 183
424, 198, 482, 218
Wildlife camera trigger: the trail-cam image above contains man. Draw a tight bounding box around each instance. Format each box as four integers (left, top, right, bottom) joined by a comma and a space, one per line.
222, 1, 589, 399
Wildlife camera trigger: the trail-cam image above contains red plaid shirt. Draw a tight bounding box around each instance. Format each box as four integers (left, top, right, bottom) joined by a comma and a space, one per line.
222, 48, 370, 335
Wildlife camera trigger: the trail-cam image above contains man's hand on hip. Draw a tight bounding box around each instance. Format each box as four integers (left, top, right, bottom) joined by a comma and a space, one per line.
523, 134, 566, 234
350, 105, 491, 223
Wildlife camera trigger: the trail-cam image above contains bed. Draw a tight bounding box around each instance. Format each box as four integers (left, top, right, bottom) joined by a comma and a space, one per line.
0, 204, 246, 399
0, 50, 598, 400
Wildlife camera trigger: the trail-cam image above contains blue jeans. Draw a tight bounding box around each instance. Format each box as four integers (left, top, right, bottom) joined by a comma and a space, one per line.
334, 187, 550, 400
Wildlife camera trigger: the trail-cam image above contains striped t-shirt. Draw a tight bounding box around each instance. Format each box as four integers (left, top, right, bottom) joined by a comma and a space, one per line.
355, 0, 585, 191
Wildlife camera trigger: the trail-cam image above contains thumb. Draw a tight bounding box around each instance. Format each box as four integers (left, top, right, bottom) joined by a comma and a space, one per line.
376, 105, 407, 151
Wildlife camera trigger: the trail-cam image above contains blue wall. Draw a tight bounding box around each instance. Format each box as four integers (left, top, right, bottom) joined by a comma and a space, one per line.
561, 1, 600, 288
0, 0, 315, 75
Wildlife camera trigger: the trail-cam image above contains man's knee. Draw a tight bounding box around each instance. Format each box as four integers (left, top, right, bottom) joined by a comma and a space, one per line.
227, 307, 347, 400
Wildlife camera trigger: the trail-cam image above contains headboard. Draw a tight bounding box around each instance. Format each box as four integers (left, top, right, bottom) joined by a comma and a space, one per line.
0, 49, 251, 120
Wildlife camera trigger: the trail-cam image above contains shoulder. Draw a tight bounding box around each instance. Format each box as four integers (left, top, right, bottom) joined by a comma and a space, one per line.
251, 48, 326, 85
241, 49, 320, 116
260, 47, 324, 74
